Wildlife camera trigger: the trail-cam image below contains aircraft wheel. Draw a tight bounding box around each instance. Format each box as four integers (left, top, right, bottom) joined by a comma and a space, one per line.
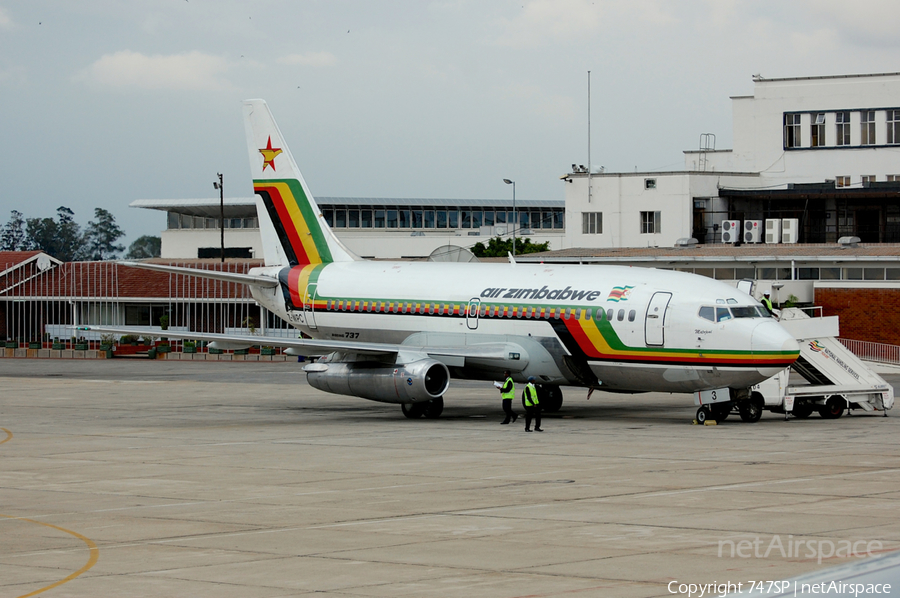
538, 385, 563, 413
422, 397, 444, 419
696, 406, 710, 424
401, 402, 426, 419
738, 394, 764, 423
819, 397, 845, 419
792, 402, 813, 419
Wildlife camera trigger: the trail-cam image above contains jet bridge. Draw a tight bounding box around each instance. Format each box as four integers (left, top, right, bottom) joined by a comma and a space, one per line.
753, 308, 894, 419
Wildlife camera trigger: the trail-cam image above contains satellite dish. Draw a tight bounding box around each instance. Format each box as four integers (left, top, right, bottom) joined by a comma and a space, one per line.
428, 245, 478, 263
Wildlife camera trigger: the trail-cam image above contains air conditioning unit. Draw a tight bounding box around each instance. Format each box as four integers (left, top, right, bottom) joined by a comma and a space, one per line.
743, 220, 762, 243
782, 218, 799, 244
721, 220, 740, 243
765, 219, 782, 244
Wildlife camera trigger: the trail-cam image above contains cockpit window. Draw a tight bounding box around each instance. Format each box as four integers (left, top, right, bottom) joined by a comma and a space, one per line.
699, 306, 715, 322
730, 306, 760, 318
716, 307, 732, 322
757, 306, 770, 318
726, 298, 738, 305
716, 299, 725, 304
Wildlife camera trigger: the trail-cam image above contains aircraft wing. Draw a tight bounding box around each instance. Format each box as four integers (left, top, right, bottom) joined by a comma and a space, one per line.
116, 261, 279, 288
74, 325, 518, 361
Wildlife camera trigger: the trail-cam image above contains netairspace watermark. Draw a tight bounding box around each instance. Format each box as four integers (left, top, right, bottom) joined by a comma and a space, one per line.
667, 580, 892, 597
718, 535, 883, 565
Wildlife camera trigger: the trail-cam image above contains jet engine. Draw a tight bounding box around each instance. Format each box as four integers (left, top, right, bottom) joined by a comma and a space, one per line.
305, 359, 450, 404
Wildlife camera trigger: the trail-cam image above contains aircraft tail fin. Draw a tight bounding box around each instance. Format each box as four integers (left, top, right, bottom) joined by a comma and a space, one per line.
243, 99, 357, 266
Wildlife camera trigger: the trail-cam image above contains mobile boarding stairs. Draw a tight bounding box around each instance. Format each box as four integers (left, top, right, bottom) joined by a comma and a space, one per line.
754, 308, 894, 420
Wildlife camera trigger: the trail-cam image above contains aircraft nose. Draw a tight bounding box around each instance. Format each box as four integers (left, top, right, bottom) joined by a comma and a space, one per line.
752, 320, 800, 377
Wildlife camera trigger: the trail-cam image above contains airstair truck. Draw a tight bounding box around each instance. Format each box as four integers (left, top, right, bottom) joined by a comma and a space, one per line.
752, 308, 894, 419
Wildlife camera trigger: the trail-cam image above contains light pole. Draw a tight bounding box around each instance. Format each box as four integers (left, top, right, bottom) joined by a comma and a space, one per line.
503, 178, 516, 257
214, 173, 224, 263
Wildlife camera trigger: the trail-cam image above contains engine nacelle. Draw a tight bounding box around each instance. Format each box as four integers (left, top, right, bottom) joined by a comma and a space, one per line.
305, 359, 450, 404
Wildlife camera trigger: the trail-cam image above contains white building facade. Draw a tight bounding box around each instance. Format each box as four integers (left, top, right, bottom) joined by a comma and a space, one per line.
565, 72, 900, 247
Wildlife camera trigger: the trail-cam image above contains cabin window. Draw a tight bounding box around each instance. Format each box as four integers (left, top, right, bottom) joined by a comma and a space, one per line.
607, 308, 614, 322
628, 309, 636, 322
617, 309, 625, 321
585, 308, 592, 320
716, 307, 732, 322
699, 306, 715, 321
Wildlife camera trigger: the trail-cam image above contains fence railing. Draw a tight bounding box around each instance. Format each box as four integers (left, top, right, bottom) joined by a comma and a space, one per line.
839, 338, 900, 366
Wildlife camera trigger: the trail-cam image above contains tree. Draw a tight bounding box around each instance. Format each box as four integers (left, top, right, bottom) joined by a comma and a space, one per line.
83, 208, 125, 260
0, 210, 26, 250
125, 235, 161, 259
25, 206, 84, 261
471, 236, 550, 258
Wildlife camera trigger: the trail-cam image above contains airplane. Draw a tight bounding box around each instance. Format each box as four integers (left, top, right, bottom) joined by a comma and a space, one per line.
80, 99, 801, 422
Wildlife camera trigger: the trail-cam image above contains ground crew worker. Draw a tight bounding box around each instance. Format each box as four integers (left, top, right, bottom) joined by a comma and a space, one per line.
761, 292, 774, 315
523, 376, 542, 432
498, 370, 518, 424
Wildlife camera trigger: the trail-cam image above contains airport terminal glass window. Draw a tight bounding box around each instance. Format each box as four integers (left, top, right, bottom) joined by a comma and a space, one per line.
862, 175, 876, 184
412, 209, 423, 228
472, 211, 483, 228
180, 214, 192, 228
167, 212, 180, 229
553, 209, 565, 229
496, 211, 506, 224
716, 307, 732, 322
192, 215, 205, 229
864, 268, 885, 280
348, 209, 360, 228
887, 268, 900, 280
424, 210, 435, 228
207, 218, 218, 229
640, 211, 661, 234
835, 176, 851, 187
361, 209, 373, 228
784, 113, 801, 148
889, 110, 900, 144
448, 210, 458, 228
436, 210, 447, 228
861, 110, 876, 145
322, 209, 333, 226
811, 113, 826, 146
244, 218, 258, 229
483, 210, 495, 226
519, 211, 530, 229
508, 211, 517, 227
735, 268, 755, 279
582, 212, 602, 234
699, 306, 715, 322
836, 111, 851, 145
714, 268, 735, 280
820, 267, 841, 280
335, 210, 346, 227
843, 267, 863, 280
374, 210, 385, 228
387, 210, 398, 228
399, 209, 410, 228
541, 211, 553, 229
461, 211, 471, 228
694, 268, 714, 279
798, 268, 819, 280
227, 218, 243, 229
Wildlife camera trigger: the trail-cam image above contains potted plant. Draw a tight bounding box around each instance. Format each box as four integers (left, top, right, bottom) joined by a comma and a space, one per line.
261, 346, 276, 356
182, 340, 196, 354
99, 333, 115, 352
74, 336, 88, 351
52, 337, 65, 350
28, 339, 41, 349
5, 339, 16, 349
159, 315, 169, 330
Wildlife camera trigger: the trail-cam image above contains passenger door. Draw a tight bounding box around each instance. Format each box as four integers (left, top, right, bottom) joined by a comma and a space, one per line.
645, 291, 672, 346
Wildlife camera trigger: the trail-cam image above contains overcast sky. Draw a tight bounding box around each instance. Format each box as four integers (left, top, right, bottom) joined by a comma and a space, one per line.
2, 0, 899, 247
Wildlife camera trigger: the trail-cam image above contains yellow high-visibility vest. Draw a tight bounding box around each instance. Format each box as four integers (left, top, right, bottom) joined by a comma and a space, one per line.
501, 377, 515, 400
524, 382, 538, 407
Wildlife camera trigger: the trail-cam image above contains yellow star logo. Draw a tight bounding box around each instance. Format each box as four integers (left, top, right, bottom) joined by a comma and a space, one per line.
259, 136, 283, 171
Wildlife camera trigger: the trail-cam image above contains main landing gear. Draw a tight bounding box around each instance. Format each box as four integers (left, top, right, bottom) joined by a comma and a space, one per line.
696, 391, 764, 424
400, 397, 444, 419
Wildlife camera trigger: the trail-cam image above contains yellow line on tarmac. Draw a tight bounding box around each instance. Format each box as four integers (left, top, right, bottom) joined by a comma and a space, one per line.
0, 428, 11, 444
0, 515, 99, 598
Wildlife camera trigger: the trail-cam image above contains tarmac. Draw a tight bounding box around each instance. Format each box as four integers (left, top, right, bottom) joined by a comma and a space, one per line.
1, 359, 899, 598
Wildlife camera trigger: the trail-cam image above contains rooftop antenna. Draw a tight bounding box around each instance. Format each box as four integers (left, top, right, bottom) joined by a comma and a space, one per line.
587, 70, 592, 204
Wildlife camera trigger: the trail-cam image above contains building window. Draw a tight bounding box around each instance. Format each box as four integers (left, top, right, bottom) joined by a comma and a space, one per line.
888, 175, 900, 182
645, 178, 657, 189
784, 113, 801, 148
641, 211, 661, 234
861, 110, 876, 145
836, 111, 850, 145
811, 113, 825, 147
888, 110, 900, 145
582, 212, 602, 234
835, 176, 851, 188
862, 175, 876, 185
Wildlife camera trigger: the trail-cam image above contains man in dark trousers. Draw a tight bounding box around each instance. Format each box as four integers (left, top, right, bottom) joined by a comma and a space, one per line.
523, 376, 542, 432
498, 370, 518, 424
